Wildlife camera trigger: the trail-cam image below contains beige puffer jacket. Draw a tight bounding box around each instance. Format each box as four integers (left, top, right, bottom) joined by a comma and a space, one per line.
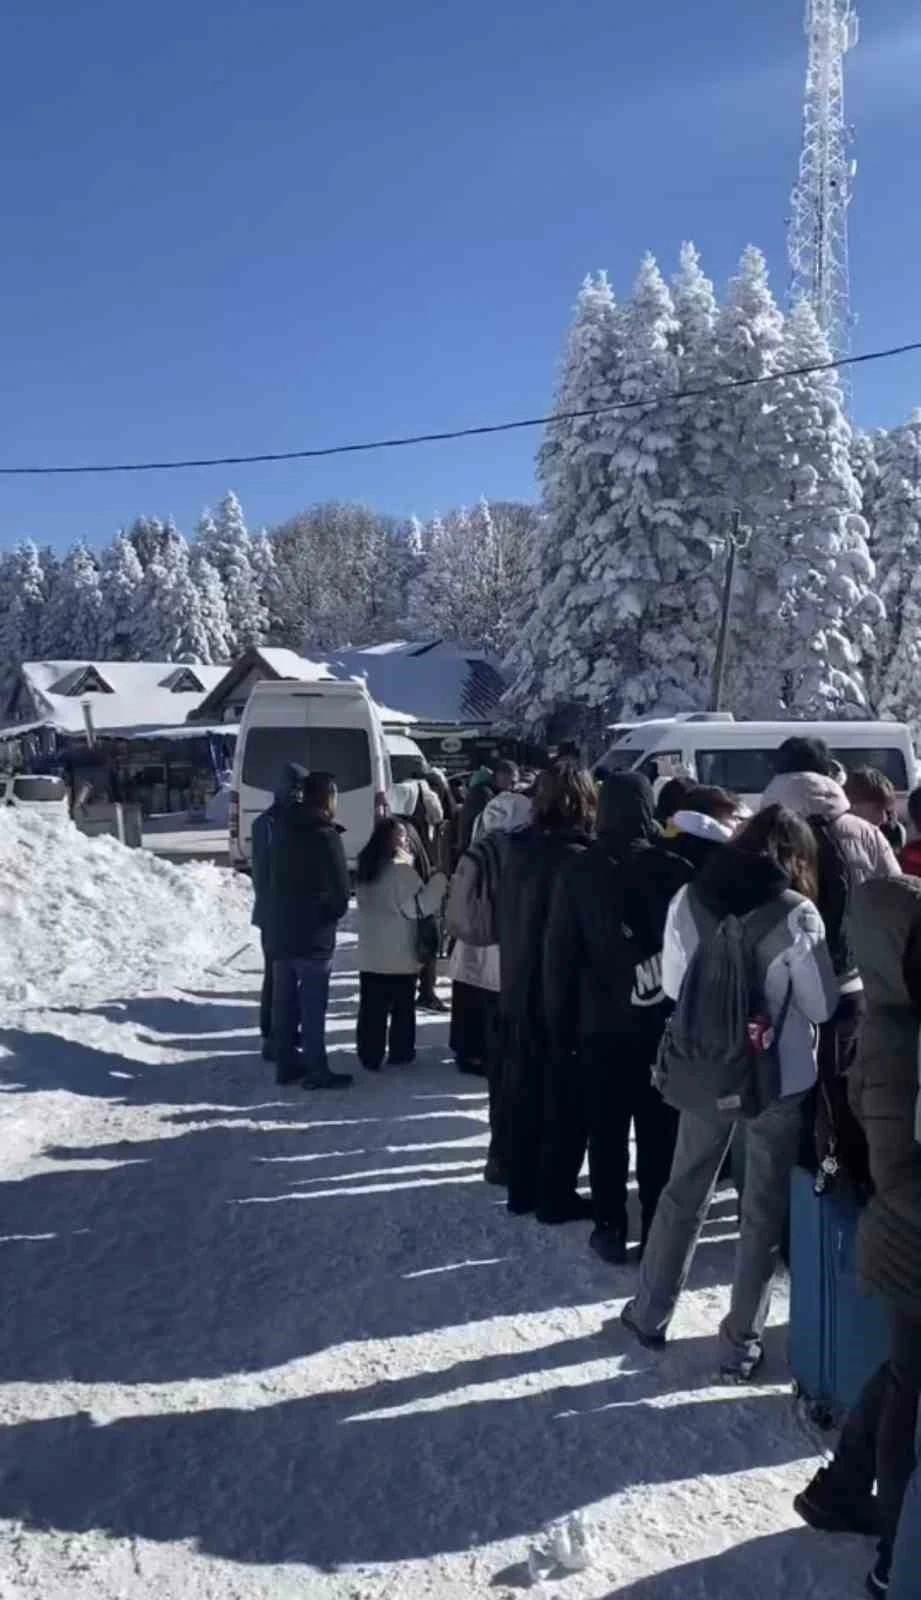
760, 770, 901, 887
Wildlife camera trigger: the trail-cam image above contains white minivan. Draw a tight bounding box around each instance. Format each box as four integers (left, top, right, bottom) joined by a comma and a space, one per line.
230, 680, 392, 870
596, 716, 917, 807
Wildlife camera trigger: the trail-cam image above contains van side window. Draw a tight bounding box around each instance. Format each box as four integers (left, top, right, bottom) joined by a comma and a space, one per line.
242, 728, 372, 794
639, 752, 683, 781
695, 748, 777, 793
829, 748, 908, 789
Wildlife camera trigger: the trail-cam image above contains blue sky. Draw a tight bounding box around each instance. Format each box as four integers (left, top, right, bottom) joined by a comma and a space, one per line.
1, 0, 919, 550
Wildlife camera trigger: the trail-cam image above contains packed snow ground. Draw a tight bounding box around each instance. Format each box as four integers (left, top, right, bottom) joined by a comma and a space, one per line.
0, 864, 875, 1597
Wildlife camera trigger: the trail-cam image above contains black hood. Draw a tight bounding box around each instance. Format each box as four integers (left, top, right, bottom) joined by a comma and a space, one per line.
693, 844, 790, 919
596, 772, 658, 854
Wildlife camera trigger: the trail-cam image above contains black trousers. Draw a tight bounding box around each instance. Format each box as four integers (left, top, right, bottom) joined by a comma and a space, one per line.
450, 981, 491, 1071
828, 1305, 921, 1561
260, 933, 274, 1042
582, 1037, 678, 1242
504, 1025, 585, 1214
357, 972, 417, 1070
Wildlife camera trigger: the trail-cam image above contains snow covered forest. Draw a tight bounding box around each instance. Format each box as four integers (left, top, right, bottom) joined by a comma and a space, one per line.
3, 242, 921, 737
0, 492, 538, 674
507, 243, 921, 737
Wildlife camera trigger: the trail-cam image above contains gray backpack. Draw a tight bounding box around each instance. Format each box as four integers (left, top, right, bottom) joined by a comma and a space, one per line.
654, 890, 798, 1121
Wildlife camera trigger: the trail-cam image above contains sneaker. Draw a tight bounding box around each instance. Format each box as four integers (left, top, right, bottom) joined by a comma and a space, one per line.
419, 993, 449, 1013
589, 1225, 629, 1266
719, 1347, 764, 1383
793, 1467, 879, 1538
866, 1549, 891, 1598
302, 1065, 354, 1090
621, 1300, 666, 1350
387, 1055, 417, 1067
536, 1192, 593, 1225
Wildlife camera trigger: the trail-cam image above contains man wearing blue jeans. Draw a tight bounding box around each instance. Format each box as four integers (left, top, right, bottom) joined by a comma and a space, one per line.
267, 770, 352, 1090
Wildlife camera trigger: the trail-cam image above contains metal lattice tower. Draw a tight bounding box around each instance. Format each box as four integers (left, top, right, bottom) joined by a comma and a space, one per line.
788, 0, 859, 356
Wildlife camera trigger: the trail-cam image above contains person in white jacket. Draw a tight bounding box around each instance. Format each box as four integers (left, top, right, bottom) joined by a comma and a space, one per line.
622, 805, 838, 1380
355, 818, 446, 1071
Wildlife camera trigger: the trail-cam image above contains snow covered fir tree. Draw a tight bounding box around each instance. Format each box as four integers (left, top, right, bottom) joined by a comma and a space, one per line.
0, 241, 918, 740
506, 242, 901, 737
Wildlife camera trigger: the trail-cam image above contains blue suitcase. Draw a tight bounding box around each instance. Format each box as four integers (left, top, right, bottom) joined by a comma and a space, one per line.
788, 1165, 890, 1426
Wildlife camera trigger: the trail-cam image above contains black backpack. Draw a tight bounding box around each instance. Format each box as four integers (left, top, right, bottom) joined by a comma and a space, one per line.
654, 889, 799, 1121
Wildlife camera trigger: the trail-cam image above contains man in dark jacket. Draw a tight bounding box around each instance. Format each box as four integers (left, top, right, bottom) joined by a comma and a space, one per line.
460, 760, 519, 851
795, 875, 921, 1598
544, 773, 693, 1264
498, 760, 594, 1222
251, 762, 306, 1061
267, 771, 352, 1089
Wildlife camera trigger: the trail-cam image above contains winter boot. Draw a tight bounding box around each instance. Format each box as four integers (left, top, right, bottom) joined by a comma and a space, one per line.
302, 1065, 354, 1090
589, 1225, 629, 1266
793, 1467, 879, 1538
536, 1192, 593, 1226
621, 1300, 666, 1350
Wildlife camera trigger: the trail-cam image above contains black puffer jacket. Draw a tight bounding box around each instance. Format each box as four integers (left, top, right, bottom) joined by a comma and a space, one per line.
498, 826, 590, 1033
544, 775, 693, 1051
266, 806, 351, 961
848, 876, 921, 1321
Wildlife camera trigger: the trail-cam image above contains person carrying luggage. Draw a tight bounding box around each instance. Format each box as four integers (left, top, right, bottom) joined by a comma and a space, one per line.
761, 737, 901, 1197
794, 875, 921, 1599
543, 773, 694, 1265
621, 805, 838, 1379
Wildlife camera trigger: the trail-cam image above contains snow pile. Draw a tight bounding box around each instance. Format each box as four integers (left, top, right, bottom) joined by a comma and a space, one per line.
0, 810, 253, 1009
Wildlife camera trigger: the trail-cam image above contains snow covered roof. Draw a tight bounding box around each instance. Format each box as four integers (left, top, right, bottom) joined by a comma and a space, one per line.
16, 661, 228, 735
326, 641, 504, 726
189, 646, 333, 723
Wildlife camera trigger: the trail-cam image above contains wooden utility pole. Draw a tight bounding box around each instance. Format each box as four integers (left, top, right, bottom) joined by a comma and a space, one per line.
709, 511, 750, 713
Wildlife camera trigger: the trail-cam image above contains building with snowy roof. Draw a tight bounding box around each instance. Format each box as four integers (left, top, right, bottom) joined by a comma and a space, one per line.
6, 660, 228, 737
1, 661, 234, 815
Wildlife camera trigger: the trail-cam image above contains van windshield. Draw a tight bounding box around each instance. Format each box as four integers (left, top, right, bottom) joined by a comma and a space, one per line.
243, 728, 372, 794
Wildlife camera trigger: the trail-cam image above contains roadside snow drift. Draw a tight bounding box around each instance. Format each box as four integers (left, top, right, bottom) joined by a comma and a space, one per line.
0, 810, 252, 1008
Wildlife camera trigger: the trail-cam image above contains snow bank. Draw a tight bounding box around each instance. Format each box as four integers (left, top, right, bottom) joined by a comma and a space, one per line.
0, 810, 253, 1009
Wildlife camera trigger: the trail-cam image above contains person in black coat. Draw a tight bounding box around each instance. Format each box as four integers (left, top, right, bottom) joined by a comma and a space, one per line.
544, 773, 694, 1263
498, 760, 595, 1222
267, 771, 352, 1089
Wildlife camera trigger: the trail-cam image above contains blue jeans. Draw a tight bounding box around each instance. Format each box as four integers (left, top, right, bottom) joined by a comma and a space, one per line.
889, 1416, 921, 1599
272, 957, 333, 1078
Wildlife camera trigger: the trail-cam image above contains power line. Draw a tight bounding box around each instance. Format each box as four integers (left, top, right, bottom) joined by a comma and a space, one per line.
1, 338, 918, 478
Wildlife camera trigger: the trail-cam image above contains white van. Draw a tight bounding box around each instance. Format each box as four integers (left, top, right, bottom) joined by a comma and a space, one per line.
596, 717, 917, 807
0, 773, 70, 819
230, 680, 392, 870
384, 731, 427, 785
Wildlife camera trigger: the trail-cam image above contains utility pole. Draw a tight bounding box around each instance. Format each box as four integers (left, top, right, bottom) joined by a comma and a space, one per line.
709, 512, 750, 712
788, 0, 859, 359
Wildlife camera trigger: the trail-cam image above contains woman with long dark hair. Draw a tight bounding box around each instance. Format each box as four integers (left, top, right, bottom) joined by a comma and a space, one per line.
622, 805, 838, 1379
355, 818, 446, 1071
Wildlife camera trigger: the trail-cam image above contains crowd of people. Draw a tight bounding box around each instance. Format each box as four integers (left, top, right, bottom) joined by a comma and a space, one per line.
249, 740, 920, 1600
